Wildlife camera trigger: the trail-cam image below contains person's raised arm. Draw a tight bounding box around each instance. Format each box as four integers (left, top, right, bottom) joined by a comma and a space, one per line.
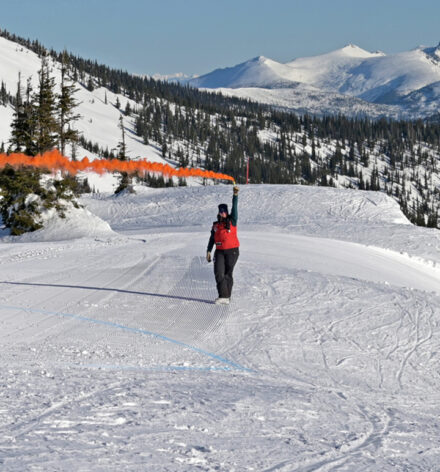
230, 186, 239, 226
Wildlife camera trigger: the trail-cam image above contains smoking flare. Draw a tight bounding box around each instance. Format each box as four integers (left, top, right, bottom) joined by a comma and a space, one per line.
0, 149, 235, 183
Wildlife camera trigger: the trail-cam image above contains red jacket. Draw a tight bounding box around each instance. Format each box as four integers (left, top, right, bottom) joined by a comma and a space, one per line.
212, 219, 240, 250
207, 195, 239, 252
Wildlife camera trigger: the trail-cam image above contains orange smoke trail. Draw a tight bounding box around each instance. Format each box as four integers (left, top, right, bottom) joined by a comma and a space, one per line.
0, 149, 235, 183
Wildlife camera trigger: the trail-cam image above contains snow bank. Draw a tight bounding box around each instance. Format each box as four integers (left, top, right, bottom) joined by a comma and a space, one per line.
1, 204, 115, 242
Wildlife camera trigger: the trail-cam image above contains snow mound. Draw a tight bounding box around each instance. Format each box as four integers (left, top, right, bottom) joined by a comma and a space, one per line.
2, 204, 115, 243
82, 184, 410, 231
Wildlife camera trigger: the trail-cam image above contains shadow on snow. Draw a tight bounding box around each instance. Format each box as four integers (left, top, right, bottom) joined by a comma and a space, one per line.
0, 281, 215, 305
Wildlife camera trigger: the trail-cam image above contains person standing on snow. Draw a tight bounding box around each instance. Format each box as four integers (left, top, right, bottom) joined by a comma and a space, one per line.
206, 185, 240, 305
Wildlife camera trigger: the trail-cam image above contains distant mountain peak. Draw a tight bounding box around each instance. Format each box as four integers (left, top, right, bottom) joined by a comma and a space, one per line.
251, 55, 268, 62
420, 43, 440, 61
248, 55, 275, 66
337, 43, 378, 58
343, 43, 360, 49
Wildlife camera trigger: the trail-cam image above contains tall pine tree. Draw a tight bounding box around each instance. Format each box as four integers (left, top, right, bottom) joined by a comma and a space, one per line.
9, 73, 25, 152
0, 81, 7, 106
9, 75, 37, 154
34, 55, 58, 154
58, 50, 80, 155
117, 115, 127, 160
114, 115, 132, 194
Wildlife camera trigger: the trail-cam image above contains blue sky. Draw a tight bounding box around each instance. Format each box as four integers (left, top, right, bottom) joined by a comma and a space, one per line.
1, 0, 439, 76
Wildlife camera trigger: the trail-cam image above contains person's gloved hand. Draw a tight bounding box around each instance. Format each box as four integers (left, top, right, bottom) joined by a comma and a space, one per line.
206, 251, 212, 263
233, 185, 239, 196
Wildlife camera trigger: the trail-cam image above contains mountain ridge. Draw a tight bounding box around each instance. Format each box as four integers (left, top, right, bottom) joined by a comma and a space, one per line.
178, 43, 440, 119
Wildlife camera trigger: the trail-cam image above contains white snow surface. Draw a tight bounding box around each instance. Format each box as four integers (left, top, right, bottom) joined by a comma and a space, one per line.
1, 184, 440, 471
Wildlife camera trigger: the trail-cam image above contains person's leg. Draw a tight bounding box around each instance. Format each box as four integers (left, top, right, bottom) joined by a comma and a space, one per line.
224, 248, 239, 298
214, 250, 229, 298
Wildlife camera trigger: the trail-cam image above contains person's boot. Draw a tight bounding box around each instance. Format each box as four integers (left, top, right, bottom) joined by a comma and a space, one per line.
215, 297, 230, 305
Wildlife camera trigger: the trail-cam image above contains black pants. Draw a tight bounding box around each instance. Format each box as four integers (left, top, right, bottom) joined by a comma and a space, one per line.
214, 248, 239, 298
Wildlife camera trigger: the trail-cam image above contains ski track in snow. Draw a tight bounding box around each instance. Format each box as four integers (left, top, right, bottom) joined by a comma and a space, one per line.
1, 186, 440, 470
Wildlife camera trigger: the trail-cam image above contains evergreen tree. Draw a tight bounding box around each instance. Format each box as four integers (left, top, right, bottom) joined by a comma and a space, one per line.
58, 51, 80, 155
0, 166, 44, 234
87, 76, 94, 91
34, 55, 58, 154
114, 116, 132, 194
0, 164, 81, 235
117, 115, 127, 160
0, 81, 7, 106
9, 73, 25, 152
9, 76, 37, 154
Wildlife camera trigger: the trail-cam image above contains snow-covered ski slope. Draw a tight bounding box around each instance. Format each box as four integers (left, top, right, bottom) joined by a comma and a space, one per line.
1, 184, 440, 471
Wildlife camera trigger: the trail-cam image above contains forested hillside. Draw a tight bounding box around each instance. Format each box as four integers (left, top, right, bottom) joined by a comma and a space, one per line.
1, 28, 439, 228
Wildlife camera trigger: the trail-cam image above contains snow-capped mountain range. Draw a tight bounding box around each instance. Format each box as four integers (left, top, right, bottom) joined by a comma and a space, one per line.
180, 43, 440, 119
